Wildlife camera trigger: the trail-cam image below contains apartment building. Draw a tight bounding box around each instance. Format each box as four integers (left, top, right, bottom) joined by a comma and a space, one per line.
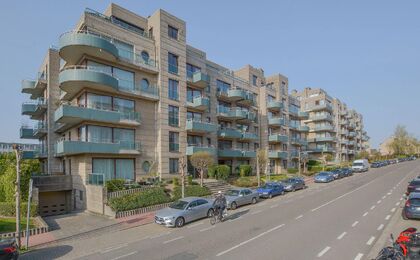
19, 4, 316, 215
291, 87, 369, 162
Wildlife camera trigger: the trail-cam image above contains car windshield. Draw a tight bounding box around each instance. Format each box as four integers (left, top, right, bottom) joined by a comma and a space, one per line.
261, 184, 276, 189
318, 172, 330, 176
410, 181, 420, 186
169, 200, 189, 210
225, 190, 240, 196
409, 198, 420, 206
353, 163, 363, 166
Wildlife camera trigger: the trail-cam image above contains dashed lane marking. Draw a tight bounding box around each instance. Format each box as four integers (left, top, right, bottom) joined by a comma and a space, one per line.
317, 246, 331, 258
354, 253, 364, 260
367, 236, 375, 245
352, 221, 359, 227
295, 215, 303, 220
163, 236, 184, 244
370, 205, 376, 210
111, 251, 138, 260
337, 232, 347, 240
391, 208, 396, 212
385, 215, 391, 220
377, 224, 384, 231
363, 212, 368, 217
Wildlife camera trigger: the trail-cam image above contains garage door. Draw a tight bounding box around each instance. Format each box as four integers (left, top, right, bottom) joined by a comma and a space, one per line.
39, 191, 67, 216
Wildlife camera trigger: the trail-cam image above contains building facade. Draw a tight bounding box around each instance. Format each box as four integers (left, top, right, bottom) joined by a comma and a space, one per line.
20, 4, 368, 215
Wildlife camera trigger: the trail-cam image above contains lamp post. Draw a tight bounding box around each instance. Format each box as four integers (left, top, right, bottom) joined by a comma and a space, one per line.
12, 144, 22, 248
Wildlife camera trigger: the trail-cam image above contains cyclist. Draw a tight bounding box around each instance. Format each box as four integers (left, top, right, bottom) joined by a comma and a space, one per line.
213, 191, 227, 221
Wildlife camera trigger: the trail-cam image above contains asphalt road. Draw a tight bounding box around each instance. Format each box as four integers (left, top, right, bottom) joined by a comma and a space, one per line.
23, 160, 420, 260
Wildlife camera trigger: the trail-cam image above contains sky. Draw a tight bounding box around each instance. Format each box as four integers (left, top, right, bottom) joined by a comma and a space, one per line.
0, 0, 419, 149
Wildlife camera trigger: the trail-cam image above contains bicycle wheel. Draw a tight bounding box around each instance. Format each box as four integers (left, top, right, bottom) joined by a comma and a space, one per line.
210, 215, 216, 225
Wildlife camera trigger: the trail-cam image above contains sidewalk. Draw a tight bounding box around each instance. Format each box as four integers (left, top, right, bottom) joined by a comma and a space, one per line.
25, 211, 156, 248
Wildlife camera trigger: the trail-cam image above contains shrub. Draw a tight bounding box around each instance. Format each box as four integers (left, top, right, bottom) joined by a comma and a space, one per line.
308, 160, 320, 166
287, 168, 298, 174
106, 179, 126, 192
216, 165, 230, 180
233, 177, 259, 187
208, 165, 217, 179
187, 176, 193, 185
325, 166, 338, 171
308, 165, 323, 172
173, 186, 211, 200
108, 187, 172, 212
239, 165, 252, 177
0, 202, 38, 217
261, 174, 289, 182
173, 177, 179, 187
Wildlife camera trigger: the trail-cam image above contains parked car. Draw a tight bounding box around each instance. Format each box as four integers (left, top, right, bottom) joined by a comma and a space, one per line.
155, 197, 214, 227
406, 179, 420, 196
331, 169, 346, 179
257, 182, 285, 198
402, 192, 420, 220
282, 178, 306, 192
352, 159, 369, 172
225, 188, 259, 210
371, 162, 381, 168
314, 172, 335, 183
340, 168, 354, 177
0, 238, 18, 260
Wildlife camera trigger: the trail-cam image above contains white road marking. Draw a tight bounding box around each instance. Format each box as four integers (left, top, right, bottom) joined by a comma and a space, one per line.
382, 195, 386, 199
111, 251, 138, 260
354, 253, 364, 260
163, 236, 184, 244
295, 215, 303, 220
363, 212, 368, 217
270, 204, 279, 208
352, 221, 359, 227
251, 210, 263, 215
377, 224, 384, 231
396, 202, 400, 206
311, 178, 377, 212
387, 192, 392, 195
400, 198, 403, 201
216, 224, 285, 257
391, 208, 396, 212
317, 246, 331, 257
187, 222, 204, 228
200, 226, 215, 232
385, 215, 391, 220
150, 231, 171, 239
370, 205, 376, 210
101, 244, 128, 253
377, 200, 382, 204
337, 232, 347, 240
367, 236, 375, 245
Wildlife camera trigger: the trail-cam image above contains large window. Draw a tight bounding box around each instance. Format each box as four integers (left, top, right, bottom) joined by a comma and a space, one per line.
114, 40, 134, 62
169, 132, 179, 152
168, 105, 179, 127
79, 93, 135, 115
217, 80, 231, 94
187, 111, 202, 122
86, 60, 134, 91
169, 158, 179, 174
168, 53, 178, 74
92, 158, 135, 181
78, 125, 135, 146
168, 79, 179, 101
186, 63, 201, 78
168, 25, 178, 40
187, 135, 203, 146
187, 87, 202, 102
252, 75, 257, 86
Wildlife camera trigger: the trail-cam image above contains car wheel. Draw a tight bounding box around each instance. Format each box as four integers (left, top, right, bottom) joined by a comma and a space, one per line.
175, 217, 185, 228
292, 187, 296, 192
281, 191, 285, 195
268, 193, 273, 199
207, 209, 214, 217
251, 197, 257, 204
231, 202, 237, 210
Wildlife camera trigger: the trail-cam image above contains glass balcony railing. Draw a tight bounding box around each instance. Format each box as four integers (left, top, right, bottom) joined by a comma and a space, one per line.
55, 140, 141, 156
267, 100, 284, 111
186, 70, 210, 88
218, 128, 242, 139
185, 119, 217, 133
186, 145, 216, 156
268, 151, 288, 159
268, 134, 289, 143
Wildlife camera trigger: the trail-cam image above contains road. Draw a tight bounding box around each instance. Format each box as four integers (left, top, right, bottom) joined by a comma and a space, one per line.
23, 160, 420, 260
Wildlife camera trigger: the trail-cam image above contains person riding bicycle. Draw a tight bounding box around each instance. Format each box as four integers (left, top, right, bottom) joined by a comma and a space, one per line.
213, 191, 227, 221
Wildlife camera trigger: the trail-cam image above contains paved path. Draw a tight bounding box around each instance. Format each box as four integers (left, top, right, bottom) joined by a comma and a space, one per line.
22, 160, 420, 260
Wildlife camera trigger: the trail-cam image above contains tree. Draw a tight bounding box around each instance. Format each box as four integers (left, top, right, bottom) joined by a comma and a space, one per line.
301, 153, 309, 174
356, 151, 369, 160
190, 152, 214, 187
256, 149, 268, 186
178, 156, 187, 198
388, 125, 409, 156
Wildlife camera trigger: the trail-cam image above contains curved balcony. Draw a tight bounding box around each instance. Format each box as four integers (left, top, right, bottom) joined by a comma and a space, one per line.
268, 117, 287, 127
267, 101, 284, 112
227, 89, 247, 101
268, 151, 288, 159
296, 125, 310, 132
268, 134, 288, 143
186, 120, 217, 133
54, 104, 140, 133
55, 140, 141, 156
186, 97, 209, 111
21, 122, 47, 139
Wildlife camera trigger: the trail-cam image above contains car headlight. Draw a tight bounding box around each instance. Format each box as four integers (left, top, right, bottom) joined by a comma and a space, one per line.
164, 216, 174, 221
263, 192, 269, 194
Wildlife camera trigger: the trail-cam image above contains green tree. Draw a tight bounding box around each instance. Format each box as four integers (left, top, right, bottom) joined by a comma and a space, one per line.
388, 125, 409, 156
356, 151, 369, 160
190, 151, 214, 187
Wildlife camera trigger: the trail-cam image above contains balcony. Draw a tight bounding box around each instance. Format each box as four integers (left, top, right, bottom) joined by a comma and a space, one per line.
312, 125, 335, 132
298, 111, 309, 119
237, 92, 256, 106
55, 140, 141, 156
308, 103, 333, 112
267, 101, 284, 112
341, 149, 348, 154
227, 89, 247, 101
340, 111, 347, 116
186, 96, 209, 111
290, 138, 308, 146
340, 120, 349, 125
218, 128, 242, 139
296, 125, 310, 132
242, 150, 257, 158
348, 150, 355, 154
185, 120, 217, 133
268, 134, 288, 143
288, 106, 307, 119
309, 147, 335, 153
59, 31, 158, 74
32, 175, 72, 192
241, 132, 259, 141
309, 114, 333, 122
268, 117, 287, 127
20, 122, 47, 139
21, 148, 48, 159
218, 149, 242, 158
20, 127, 36, 139
187, 71, 210, 88
268, 151, 288, 159
217, 107, 247, 120
348, 124, 356, 130
341, 140, 349, 145
348, 141, 355, 146
307, 136, 336, 143
238, 111, 257, 123
21, 74, 47, 99
21, 99, 47, 120
348, 132, 356, 138
54, 105, 140, 133
186, 145, 216, 156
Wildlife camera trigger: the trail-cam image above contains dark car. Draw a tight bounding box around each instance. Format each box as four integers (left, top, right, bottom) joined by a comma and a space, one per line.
371, 162, 380, 168
341, 168, 354, 177
257, 182, 285, 198
331, 169, 345, 179
282, 178, 306, 192
402, 192, 420, 220
406, 180, 420, 195
0, 239, 18, 260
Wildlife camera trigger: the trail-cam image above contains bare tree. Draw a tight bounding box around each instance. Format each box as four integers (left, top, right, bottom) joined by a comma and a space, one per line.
178, 156, 187, 198
12, 144, 21, 248
190, 151, 214, 187
256, 149, 268, 187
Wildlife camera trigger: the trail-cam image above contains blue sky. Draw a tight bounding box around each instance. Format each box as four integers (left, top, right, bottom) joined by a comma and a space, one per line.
0, 0, 419, 148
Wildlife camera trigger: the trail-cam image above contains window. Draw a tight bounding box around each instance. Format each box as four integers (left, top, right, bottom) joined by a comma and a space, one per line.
113, 97, 135, 114
79, 190, 83, 201
187, 135, 203, 146
267, 95, 275, 102
141, 51, 149, 63
168, 53, 178, 74
187, 87, 202, 102
216, 80, 231, 94
114, 40, 134, 62
186, 63, 201, 78
141, 78, 149, 90
252, 75, 258, 86
169, 158, 179, 174
168, 105, 179, 126
187, 111, 202, 122
169, 132, 179, 152
142, 161, 150, 173
111, 16, 145, 35
86, 60, 134, 91
92, 158, 135, 181
219, 140, 233, 150
168, 25, 178, 40
168, 79, 179, 100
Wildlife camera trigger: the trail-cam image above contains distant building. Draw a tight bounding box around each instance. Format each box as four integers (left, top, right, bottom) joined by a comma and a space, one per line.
0, 142, 39, 154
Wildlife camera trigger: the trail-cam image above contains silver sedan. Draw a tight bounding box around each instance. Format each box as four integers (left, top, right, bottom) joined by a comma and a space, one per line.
155, 197, 214, 228
225, 188, 259, 210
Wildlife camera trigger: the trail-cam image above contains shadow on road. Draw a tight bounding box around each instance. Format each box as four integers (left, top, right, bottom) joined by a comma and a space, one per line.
21, 245, 73, 260
226, 208, 250, 220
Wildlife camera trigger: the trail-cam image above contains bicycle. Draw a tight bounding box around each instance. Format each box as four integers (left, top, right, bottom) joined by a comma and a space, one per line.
210, 207, 227, 225
374, 234, 404, 260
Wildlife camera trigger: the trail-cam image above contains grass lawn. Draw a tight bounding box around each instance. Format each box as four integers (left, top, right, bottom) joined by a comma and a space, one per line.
0, 218, 36, 233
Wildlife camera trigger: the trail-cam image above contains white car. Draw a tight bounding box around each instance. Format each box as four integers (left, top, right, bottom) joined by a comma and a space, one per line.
352, 159, 369, 172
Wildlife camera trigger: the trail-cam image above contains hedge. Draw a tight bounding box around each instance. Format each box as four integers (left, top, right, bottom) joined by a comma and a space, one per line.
208, 165, 217, 179
108, 187, 172, 212
216, 165, 230, 180
0, 202, 38, 217
239, 165, 252, 177
287, 168, 298, 174
173, 186, 211, 200
233, 177, 259, 187
308, 165, 323, 172
106, 179, 126, 192
261, 174, 289, 182
173, 177, 180, 187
